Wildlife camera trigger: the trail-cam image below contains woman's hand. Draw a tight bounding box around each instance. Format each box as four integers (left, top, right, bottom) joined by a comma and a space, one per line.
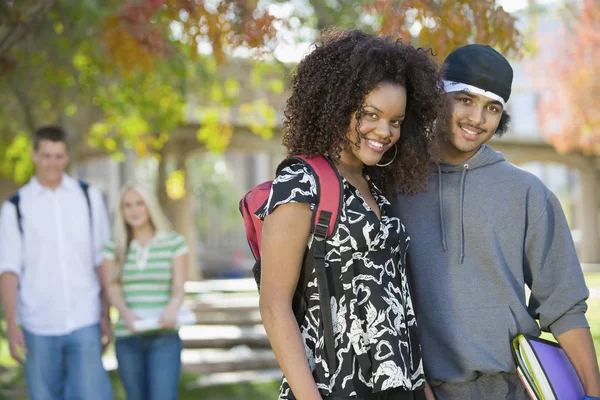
159, 302, 179, 330
424, 383, 436, 400
123, 310, 141, 333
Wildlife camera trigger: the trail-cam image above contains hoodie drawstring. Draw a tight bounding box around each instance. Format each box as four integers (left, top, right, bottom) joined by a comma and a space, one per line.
436, 163, 448, 251
435, 145, 501, 264
459, 164, 469, 263
437, 162, 470, 263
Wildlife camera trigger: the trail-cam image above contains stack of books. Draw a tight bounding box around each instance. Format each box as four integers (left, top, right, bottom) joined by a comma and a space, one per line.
132, 308, 197, 332
512, 334, 584, 400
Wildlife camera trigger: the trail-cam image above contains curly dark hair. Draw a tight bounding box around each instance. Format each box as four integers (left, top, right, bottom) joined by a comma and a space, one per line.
282, 29, 443, 196
495, 110, 511, 136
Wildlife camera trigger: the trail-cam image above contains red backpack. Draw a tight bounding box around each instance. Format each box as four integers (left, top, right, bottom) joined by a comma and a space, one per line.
239, 155, 342, 370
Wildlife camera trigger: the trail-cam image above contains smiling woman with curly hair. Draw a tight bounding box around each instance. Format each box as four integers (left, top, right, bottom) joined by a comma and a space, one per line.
283, 28, 442, 196
257, 28, 442, 400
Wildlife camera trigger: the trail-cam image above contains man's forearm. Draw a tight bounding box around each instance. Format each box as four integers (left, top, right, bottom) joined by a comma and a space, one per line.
96, 264, 111, 317
0, 272, 19, 326
557, 327, 600, 396
100, 287, 110, 317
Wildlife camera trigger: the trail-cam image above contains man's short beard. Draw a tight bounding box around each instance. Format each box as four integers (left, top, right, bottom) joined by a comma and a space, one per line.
433, 98, 511, 141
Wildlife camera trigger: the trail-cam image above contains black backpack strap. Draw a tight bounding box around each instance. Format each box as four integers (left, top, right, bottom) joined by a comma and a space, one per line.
8, 193, 23, 236
78, 179, 95, 266
78, 180, 92, 226
277, 155, 342, 373
313, 211, 337, 373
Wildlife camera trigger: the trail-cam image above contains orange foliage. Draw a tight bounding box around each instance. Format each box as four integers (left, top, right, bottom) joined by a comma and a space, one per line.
102, 0, 278, 73
536, 0, 600, 155
366, 0, 521, 59
103, 15, 157, 73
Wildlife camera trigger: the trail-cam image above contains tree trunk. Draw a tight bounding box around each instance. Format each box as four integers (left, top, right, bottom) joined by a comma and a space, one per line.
0, 0, 57, 57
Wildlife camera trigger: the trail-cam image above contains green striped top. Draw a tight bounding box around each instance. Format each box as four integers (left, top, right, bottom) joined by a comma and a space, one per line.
103, 231, 188, 337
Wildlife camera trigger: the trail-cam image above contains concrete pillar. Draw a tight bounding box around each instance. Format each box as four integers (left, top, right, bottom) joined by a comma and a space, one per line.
106, 159, 122, 217
254, 152, 270, 189
121, 149, 137, 184
157, 148, 169, 212
229, 152, 247, 191
579, 166, 600, 263
168, 144, 200, 281
269, 150, 286, 178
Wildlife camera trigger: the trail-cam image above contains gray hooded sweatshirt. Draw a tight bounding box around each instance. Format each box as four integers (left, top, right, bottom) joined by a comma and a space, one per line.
393, 144, 589, 386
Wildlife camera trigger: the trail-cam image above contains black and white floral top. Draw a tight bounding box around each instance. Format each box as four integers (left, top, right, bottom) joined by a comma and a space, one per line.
256, 162, 425, 399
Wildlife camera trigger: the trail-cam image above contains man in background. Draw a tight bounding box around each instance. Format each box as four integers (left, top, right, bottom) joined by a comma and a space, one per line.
0, 125, 113, 399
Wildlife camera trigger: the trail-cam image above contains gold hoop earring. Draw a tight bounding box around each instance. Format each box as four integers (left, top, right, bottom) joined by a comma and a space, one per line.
376, 144, 397, 167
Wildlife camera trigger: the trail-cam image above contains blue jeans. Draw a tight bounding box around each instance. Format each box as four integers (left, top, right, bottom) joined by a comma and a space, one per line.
115, 331, 182, 400
23, 323, 113, 400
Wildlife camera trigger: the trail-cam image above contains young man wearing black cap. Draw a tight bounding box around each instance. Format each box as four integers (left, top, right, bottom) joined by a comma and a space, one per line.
393, 44, 600, 399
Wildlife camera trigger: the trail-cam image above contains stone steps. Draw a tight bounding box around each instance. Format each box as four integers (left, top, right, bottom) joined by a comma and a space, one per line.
185, 369, 283, 390
103, 280, 278, 385
188, 290, 262, 325
187, 293, 259, 312
184, 278, 258, 294
104, 347, 278, 375
181, 348, 278, 374
182, 288, 279, 384
179, 324, 270, 349
192, 308, 263, 325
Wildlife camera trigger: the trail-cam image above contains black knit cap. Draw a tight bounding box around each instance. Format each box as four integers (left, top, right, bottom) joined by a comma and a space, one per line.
443, 44, 513, 103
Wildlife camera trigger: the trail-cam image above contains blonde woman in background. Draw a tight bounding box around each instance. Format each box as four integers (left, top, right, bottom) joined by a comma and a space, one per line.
101, 182, 188, 400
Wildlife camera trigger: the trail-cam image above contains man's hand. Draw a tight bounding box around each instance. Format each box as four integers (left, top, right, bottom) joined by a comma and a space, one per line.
100, 313, 112, 352
557, 327, 600, 397
7, 323, 26, 365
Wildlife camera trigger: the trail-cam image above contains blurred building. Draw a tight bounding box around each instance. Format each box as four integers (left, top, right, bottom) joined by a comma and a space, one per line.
493, 3, 599, 260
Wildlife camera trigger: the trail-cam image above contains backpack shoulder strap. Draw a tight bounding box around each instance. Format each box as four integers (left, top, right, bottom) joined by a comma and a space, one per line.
277, 155, 342, 239
8, 193, 23, 236
78, 179, 92, 226
78, 179, 96, 266
278, 155, 342, 372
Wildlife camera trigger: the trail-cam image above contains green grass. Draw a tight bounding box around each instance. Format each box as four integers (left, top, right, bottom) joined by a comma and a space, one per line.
586, 272, 600, 290
109, 372, 281, 400
0, 341, 17, 368
0, 369, 280, 400
587, 298, 600, 360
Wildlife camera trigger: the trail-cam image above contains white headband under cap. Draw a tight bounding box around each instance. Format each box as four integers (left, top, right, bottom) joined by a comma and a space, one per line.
442, 80, 506, 107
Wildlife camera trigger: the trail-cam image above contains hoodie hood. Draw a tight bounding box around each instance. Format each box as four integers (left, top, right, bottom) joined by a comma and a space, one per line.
435, 145, 505, 262
437, 144, 505, 172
